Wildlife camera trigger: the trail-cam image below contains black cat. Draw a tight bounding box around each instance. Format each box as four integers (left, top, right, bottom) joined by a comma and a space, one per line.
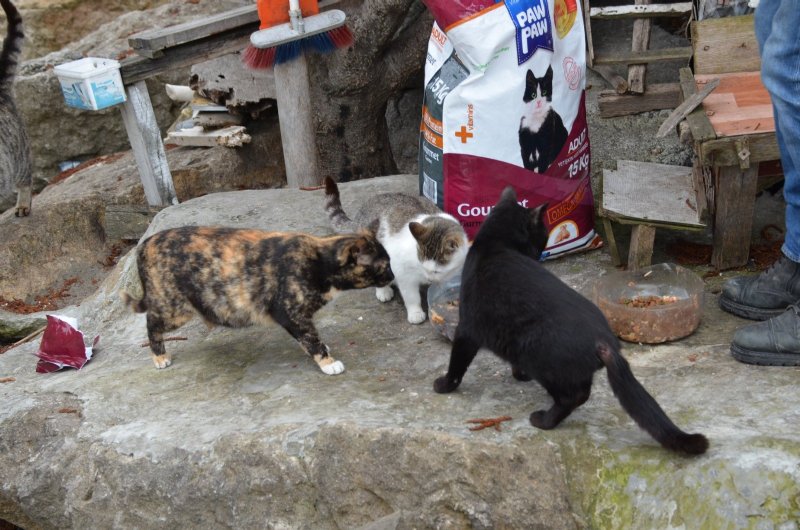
518, 66, 569, 174
433, 187, 709, 455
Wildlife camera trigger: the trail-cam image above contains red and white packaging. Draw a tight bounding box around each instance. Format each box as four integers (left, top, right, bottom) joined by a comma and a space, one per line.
419, 0, 600, 258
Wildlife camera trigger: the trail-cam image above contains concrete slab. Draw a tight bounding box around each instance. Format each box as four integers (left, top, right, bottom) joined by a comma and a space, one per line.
1, 175, 798, 529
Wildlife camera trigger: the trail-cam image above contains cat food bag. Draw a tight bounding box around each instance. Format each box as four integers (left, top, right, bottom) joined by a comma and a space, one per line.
419, 0, 600, 258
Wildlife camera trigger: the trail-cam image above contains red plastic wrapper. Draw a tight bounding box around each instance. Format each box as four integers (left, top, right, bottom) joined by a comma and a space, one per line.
35, 315, 99, 373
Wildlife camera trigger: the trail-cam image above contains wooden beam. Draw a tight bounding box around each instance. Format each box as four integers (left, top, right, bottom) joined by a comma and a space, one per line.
274, 54, 320, 187
119, 81, 177, 207
700, 133, 781, 167
128, 5, 259, 57
590, 2, 692, 19
127, 0, 342, 57
120, 26, 255, 85
628, 224, 656, 270
691, 14, 760, 75
591, 65, 628, 94
656, 78, 719, 138
712, 165, 759, 270
593, 47, 693, 65
679, 67, 717, 143
582, 0, 594, 67
598, 82, 681, 118
628, 0, 652, 94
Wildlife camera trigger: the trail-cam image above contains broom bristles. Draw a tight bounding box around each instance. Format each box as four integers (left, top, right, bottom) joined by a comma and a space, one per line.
243, 23, 354, 70
242, 44, 276, 69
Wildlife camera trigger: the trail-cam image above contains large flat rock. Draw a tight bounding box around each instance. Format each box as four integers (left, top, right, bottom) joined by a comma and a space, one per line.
1, 175, 798, 529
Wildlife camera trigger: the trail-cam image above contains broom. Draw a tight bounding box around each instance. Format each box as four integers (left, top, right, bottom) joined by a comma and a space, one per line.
242, 0, 353, 69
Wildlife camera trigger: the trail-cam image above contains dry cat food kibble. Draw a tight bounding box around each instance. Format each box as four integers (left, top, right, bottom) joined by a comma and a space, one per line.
598, 293, 702, 344
621, 295, 679, 308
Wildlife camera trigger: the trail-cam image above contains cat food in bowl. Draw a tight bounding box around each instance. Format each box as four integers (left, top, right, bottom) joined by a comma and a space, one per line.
593, 263, 704, 344
427, 273, 462, 341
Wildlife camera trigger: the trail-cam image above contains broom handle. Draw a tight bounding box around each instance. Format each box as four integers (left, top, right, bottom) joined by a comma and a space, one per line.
289, 0, 305, 34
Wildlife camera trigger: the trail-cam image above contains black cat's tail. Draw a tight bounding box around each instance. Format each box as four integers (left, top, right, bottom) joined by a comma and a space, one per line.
323, 176, 356, 232
0, 0, 24, 96
597, 341, 709, 455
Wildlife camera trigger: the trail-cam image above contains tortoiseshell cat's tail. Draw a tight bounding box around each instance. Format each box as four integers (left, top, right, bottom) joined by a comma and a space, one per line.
597, 342, 709, 455
323, 176, 357, 232
120, 291, 147, 313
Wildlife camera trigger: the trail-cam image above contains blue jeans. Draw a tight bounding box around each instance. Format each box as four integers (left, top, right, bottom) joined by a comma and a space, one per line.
755, 1, 800, 262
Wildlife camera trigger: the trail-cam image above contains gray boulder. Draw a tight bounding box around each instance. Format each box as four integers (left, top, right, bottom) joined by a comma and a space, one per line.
1, 175, 798, 529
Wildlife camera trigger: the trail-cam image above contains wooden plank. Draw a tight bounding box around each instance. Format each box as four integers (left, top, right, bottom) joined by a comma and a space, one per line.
589, 2, 692, 19
274, 54, 320, 187
628, 0, 652, 94
679, 67, 717, 143
699, 133, 781, 167
711, 165, 759, 270
628, 224, 656, 271
593, 46, 693, 65
590, 65, 628, 94
104, 204, 162, 241
127, 0, 340, 55
598, 82, 681, 118
119, 81, 178, 207
128, 5, 259, 55
691, 15, 759, 75
601, 217, 622, 267
601, 162, 705, 228
120, 26, 254, 85
582, 0, 594, 66
656, 78, 719, 138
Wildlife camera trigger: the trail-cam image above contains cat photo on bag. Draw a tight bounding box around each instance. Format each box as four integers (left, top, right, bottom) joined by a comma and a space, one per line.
519, 66, 569, 174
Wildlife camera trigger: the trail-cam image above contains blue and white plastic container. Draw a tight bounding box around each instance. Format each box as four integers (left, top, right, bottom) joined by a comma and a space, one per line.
54, 57, 126, 111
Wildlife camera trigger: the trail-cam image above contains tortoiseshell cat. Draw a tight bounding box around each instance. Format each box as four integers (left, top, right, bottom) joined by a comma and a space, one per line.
519, 66, 568, 174
0, 0, 32, 216
122, 226, 393, 375
433, 187, 708, 455
324, 177, 468, 324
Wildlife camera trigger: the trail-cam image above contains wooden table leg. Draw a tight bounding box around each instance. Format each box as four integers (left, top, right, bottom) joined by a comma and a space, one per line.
628, 224, 656, 270
602, 217, 622, 267
711, 165, 759, 270
119, 80, 178, 207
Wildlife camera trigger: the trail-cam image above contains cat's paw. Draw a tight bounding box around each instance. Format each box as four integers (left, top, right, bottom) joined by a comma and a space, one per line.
407, 308, 427, 324
433, 375, 459, 393
376, 286, 394, 302
529, 410, 555, 430
512, 366, 533, 382
318, 357, 345, 375
152, 354, 172, 369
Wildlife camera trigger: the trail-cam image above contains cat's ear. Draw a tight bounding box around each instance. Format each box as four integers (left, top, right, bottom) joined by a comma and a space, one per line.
500, 186, 518, 204
340, 236, 370, 266
530, 202, 549, 224
408, 222, 430, 241
365, 218, 380, 237
545, 65, 553, 80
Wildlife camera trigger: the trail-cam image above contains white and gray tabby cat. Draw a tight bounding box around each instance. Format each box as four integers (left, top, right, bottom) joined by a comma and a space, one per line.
324, 177, 468, 324
0, 0, 33, 217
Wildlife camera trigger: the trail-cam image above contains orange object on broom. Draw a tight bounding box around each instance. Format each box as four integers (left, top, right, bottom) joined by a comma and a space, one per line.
242, 0, 354, 69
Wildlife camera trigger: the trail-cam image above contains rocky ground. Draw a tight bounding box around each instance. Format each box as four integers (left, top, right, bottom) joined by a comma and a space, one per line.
1, 4, 797, 530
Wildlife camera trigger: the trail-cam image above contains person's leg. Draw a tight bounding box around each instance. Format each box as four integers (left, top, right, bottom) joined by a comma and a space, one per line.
727, 0, 800, 365
719, 0, 800, 321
